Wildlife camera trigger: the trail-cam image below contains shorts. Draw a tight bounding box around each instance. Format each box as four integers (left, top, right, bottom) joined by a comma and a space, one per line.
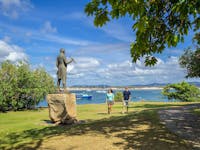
107, 101, 114, 105
123, 100, 129, 106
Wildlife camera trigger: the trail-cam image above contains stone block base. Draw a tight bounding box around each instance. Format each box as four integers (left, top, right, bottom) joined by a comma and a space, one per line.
47, 93, 77, 124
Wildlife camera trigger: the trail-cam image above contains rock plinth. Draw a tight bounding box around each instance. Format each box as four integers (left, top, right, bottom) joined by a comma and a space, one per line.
47, 93, 77, 124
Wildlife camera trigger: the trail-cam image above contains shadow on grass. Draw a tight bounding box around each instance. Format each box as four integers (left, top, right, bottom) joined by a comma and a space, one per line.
1, 106, 194, 150
131, 103, 193, 109
113, 102, 188, 109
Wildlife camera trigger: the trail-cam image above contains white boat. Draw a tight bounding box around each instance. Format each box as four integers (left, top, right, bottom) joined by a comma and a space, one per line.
96, 90, 106, 93
82, 94, 92, 99
76, 93, 92, 99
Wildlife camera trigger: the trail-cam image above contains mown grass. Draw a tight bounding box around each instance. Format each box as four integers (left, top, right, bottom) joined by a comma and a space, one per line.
192, 108, 200, 116
0, 102, 198, 150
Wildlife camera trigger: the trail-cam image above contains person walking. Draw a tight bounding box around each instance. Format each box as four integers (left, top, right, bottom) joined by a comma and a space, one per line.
106, 89, 114, 114
122, 87, 131, 113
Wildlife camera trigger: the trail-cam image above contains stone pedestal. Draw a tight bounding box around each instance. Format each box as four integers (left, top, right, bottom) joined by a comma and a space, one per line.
46, 93, 77, 124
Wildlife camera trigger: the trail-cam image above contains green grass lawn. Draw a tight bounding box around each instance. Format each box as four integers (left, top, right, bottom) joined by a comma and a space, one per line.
192, 108, 200, 116
0, 102, 198, 150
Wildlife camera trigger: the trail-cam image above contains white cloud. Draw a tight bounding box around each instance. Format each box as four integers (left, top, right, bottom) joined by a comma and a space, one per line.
74, 57, 100, 68
41, 21, 57, 34
67, 56, 200, 86
5, 51, 27, 62
68, 57, 100, 75
97, 57, 188, 85
2, 36, 11, 43
0, 40, 28, 62
0, 0, 33, 19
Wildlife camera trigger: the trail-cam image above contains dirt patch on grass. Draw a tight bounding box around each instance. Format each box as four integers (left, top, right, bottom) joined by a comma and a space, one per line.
39, 134, 125, 150
39, 124, 152, 150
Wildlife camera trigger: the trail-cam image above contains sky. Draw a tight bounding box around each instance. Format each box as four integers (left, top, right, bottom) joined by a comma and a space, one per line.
0, 0, 199, 86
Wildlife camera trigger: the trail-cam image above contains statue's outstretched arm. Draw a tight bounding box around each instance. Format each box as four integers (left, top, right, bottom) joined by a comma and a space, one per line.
67, 58, 75, 64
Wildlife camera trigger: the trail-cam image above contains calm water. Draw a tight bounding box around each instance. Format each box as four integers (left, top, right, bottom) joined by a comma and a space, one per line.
38, 89, 169, 107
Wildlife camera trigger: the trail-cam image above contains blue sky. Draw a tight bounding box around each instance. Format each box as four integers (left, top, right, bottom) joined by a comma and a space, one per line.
0, 0, 199, 86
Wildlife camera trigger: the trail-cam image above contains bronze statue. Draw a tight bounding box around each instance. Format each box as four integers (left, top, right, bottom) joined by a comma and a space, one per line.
56, 48, 74, 90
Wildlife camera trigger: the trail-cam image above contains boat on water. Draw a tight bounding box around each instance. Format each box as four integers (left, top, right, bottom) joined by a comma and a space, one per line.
82, 94, 92, 99
76, 93, 92, 99
96, 90, 106, 93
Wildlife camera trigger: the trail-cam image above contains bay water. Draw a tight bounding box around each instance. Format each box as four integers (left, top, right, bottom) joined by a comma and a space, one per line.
38, 89, 169, 107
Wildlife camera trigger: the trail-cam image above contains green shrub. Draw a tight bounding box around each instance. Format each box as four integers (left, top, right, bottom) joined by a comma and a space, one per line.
162, 82, 200, 102
114, 92, 123, 102
0, 61, 56, 111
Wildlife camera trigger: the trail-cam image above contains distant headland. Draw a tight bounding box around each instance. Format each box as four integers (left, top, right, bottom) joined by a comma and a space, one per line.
68, 86, 163, 91
68, 82, 200, 91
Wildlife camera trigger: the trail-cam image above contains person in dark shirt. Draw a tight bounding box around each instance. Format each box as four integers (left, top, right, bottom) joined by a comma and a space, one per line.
122, 87, 131, 113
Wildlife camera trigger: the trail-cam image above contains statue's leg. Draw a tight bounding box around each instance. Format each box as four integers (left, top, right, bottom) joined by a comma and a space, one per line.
57, 79, 61, 89
63, 75, 66, 88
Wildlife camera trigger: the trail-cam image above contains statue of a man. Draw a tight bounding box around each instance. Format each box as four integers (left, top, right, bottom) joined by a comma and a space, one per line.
56, 48, 74, 90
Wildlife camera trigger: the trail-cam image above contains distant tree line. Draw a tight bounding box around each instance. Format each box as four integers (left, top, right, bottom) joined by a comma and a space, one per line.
0, 61, 55, 112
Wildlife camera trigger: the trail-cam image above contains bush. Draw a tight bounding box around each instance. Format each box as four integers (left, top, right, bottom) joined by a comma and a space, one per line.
0, 61, 56, 111
162, 82, 200, 102
114, 92, 123, 102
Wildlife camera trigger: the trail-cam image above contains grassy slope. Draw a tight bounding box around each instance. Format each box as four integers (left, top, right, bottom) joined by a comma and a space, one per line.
0, 102, 198, 150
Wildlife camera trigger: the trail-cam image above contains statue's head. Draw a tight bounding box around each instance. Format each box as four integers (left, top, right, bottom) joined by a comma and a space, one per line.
60, 48, 65, 54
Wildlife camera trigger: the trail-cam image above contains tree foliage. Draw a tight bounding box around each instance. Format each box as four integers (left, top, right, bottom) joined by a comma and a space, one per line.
179, 31, 200, 78
179, 48, 200, 78
114, 91, 123, 102
162, 82, 200, 102
85, 0, 200, 66
0, 61, 55, 111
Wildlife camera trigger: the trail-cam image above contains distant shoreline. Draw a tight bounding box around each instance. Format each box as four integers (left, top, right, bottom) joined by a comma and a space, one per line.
68, 87, 163, 91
